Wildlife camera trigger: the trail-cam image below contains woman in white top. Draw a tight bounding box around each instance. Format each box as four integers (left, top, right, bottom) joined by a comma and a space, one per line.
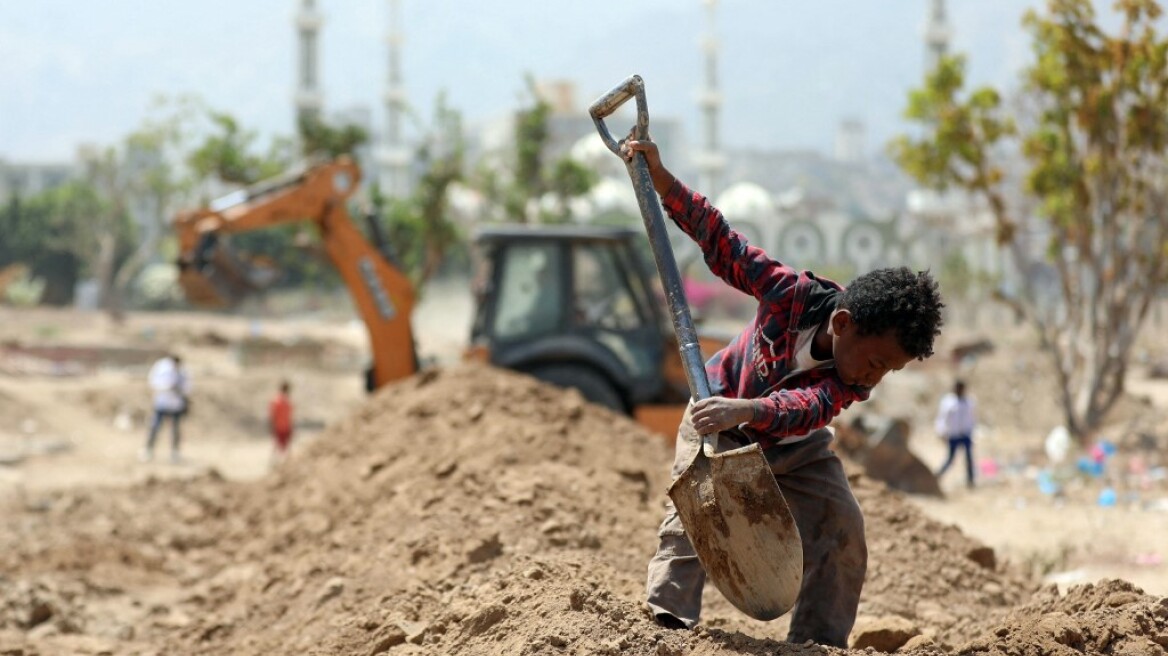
934, 379, 976, 488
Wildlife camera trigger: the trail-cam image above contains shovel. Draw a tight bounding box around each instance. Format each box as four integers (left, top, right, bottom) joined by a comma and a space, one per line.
589, 75, 802, 621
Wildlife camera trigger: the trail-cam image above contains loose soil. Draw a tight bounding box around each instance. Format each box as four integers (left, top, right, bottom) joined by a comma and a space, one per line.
2, 298, 1168, 655
1, 363, 1165, 655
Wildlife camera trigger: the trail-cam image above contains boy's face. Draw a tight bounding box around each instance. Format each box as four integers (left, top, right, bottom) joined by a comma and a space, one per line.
830, 310, 914, 388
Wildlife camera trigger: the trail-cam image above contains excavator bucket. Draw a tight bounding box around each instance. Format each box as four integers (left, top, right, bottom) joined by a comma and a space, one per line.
668, 438, 803, 620
178, 233, 282, 308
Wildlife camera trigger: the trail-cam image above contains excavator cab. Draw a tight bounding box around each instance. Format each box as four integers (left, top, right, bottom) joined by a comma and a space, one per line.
470, 225, 686, 413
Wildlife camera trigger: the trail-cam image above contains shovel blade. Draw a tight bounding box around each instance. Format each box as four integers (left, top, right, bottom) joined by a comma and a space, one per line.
667, 443, 802, 621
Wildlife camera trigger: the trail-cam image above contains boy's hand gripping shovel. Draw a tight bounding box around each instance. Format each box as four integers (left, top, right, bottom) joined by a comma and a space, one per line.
589, 75, 802, 621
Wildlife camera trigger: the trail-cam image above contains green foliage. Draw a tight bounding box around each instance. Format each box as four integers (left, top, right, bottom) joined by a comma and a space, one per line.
2, 267, 45, 307
891, 0, 1168, 438
889, 55, 1017, 241
371, 93, 468, 290
514, 82, 550, 201
545, 157, 599, 224
0, 179, 135, 305
188, 110, 293, 186
470, 76, 597, 223
230, 226, 339, 289
939, 249, 974, 300
297, 115, 369, 160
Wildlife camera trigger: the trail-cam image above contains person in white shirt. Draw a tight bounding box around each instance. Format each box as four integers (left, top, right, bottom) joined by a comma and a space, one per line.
141, 354, 192, 463
934, 379, 976, 488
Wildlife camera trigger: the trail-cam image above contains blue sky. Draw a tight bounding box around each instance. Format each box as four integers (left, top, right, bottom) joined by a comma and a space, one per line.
1, 1, 1044, 162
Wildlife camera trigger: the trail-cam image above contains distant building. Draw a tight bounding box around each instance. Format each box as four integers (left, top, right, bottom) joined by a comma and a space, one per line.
0, 158, 80, 201
833, 118, 866, 165
706, 162, 908, 279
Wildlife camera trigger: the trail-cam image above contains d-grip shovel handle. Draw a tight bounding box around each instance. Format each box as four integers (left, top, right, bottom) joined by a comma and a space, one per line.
589, 74, 650, 154
589, 75, 714, 426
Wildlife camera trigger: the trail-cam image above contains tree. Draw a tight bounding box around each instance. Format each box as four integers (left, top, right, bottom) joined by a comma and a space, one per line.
891, 0, 1168, 441
7, 96, 244, 314
471, 76, 597, 223
298, 115, 369, 161
0, 190, 88, 304
186, 107, 363, 294
190, 109, 292, 186
373, 93, 467, 291
107, 97, 207, 315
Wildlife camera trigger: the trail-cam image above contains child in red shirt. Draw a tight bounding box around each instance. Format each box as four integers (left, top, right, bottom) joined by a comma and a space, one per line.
269, 380, 294, 463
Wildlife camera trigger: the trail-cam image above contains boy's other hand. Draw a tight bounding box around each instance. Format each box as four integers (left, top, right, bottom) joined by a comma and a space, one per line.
691, 397, 755, 434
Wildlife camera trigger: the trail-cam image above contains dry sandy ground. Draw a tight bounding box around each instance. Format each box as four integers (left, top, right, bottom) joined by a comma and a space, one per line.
1, 286, 1168, 654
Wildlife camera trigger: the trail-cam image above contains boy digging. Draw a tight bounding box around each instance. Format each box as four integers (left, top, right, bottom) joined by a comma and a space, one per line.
624, 138, 944, 647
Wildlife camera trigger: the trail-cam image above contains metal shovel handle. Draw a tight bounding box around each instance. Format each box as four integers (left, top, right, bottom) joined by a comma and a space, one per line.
588, 75, 712, 404
589, 74, 650, 154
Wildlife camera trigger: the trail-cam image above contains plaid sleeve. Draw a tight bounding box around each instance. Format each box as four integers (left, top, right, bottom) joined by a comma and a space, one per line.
660, 179, 798, 300
746, 378, 869, 437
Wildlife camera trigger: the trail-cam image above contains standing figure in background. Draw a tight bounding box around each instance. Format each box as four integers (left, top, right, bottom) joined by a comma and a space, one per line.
935, 379, 977, 488
269, 380, 294, 465
141, 354, 192, 463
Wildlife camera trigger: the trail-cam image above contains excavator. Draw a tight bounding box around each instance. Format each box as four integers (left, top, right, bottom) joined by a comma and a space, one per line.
173, 156, 942, 490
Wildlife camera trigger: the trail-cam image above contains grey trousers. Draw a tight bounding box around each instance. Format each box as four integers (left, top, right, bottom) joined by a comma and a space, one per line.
645, 406, 867, 648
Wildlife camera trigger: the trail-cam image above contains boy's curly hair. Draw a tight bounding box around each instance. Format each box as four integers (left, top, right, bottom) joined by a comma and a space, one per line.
839, 267, 944, 360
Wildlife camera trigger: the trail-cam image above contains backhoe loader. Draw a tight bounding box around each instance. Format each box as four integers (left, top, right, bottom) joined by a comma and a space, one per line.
173, 156, 708, 436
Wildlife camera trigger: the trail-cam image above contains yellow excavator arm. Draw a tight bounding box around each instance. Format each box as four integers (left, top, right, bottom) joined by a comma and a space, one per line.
173, 157, 417, 388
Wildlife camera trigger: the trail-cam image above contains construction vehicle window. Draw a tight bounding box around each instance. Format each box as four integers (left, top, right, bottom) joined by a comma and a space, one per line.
492, 243, 565, 339
573, 244, 641, 331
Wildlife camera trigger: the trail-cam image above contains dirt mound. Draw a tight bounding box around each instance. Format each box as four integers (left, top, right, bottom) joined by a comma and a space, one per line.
955, 580, 1168, 655
2, 364, 1158, 656
849, 474, 1033, 647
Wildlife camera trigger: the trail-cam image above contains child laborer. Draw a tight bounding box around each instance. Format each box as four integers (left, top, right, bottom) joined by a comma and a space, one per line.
624, 138, 944, 648
269, 380, 294, 464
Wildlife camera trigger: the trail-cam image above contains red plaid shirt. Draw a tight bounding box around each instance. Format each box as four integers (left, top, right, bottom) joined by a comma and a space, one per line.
661, 179, 871, 446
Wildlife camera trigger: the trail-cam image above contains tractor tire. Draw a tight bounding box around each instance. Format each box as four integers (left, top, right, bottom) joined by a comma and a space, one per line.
526, 364, 625, 413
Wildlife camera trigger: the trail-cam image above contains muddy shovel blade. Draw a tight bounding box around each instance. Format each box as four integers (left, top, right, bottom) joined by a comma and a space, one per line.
668, 442, 803, 621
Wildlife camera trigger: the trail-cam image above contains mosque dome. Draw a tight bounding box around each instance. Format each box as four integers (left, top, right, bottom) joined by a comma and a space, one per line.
714, 182, 776, 220
585, 176, 638, 215
570, 134, 613, 168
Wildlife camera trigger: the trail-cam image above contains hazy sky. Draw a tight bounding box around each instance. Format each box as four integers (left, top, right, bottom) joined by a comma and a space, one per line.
1, 1, 1046, 163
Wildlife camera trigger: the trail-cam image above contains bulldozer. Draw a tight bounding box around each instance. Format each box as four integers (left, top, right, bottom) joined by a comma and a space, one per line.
173, 157, 716, 437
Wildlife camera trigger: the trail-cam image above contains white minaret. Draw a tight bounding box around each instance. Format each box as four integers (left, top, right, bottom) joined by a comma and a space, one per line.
695, 0, 725, 198
378, 0, 411, 197
295, 0, 324, 128
924, 0, 951, 72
